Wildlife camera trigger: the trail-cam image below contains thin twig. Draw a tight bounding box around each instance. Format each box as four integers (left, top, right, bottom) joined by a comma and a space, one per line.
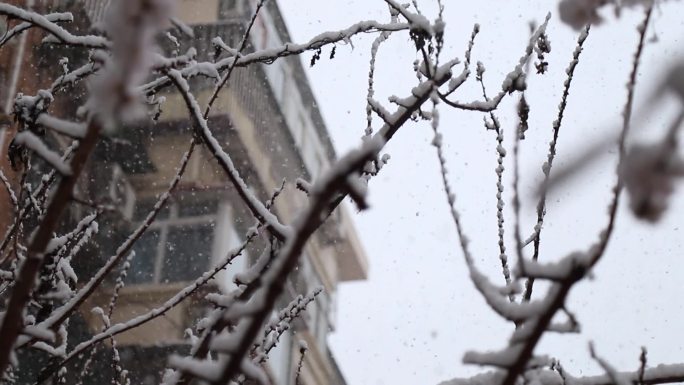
140, 21, 409, 95
475, 61, 513, 296
294, 342, 307, 385
638, 347, 648, 385
523, 24, 591, 301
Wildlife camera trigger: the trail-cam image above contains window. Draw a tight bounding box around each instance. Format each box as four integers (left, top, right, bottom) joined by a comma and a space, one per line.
223, 0, 238, 10
213, 201, 248, 292
294, 254, 332, 352
312, 290, 330, 354
126, 197, 218, 284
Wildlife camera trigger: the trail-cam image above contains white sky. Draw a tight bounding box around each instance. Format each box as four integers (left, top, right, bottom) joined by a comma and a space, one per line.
279, 2, 684, 385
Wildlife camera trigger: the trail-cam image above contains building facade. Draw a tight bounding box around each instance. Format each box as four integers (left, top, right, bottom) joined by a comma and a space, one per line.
0, 1, 367, 384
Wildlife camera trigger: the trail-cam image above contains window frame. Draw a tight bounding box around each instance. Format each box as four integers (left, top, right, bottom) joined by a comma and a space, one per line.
128, 198, 218, 285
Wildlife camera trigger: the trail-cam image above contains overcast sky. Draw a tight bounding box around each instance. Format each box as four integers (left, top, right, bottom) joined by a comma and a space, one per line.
279, 2, 684, 384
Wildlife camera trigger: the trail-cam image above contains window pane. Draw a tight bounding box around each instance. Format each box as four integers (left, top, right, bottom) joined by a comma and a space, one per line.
126, 229, 160, 284
177, 198, 217, 217
161, 223, 214, 282
134, 199, 170, 221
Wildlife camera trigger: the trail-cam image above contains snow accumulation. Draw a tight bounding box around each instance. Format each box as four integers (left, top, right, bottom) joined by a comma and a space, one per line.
0, 3, 107, 48
36, 114, 86, 138
0, 11, 71, 46
12, 132, 71, 176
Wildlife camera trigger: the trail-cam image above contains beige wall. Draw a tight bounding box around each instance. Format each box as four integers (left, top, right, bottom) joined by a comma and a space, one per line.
82, 282, 210, 346
176, 0, 219, 25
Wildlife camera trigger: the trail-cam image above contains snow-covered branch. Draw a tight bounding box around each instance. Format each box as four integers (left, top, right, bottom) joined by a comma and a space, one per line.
0, 3, 108, 48
141, 20, 410, 95
0, 11, 72, 48
523, 24, 591, 301
166, 70, 290, 240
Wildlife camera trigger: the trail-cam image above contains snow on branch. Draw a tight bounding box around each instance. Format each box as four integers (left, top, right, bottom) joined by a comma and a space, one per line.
50, 62, 101, 94
0, 11, 72, 48
0, 142, 76, 264
375, 60, 456, 141
523, 24, 591, 301
223, 20, 410, 65
251, 287, 322, 364
472, 59, 513, 295
365, 8, 400, 137
589, 343, 631, 385
439, 13, 551, 112
0, 3, 108, 49
141, 20, 410, 95
384, 0, 432, 36
11, 131, 71, 175
35, 114, 87, 139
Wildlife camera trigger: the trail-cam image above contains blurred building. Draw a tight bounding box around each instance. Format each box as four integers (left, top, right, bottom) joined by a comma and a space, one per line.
0, 1, 367, 384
